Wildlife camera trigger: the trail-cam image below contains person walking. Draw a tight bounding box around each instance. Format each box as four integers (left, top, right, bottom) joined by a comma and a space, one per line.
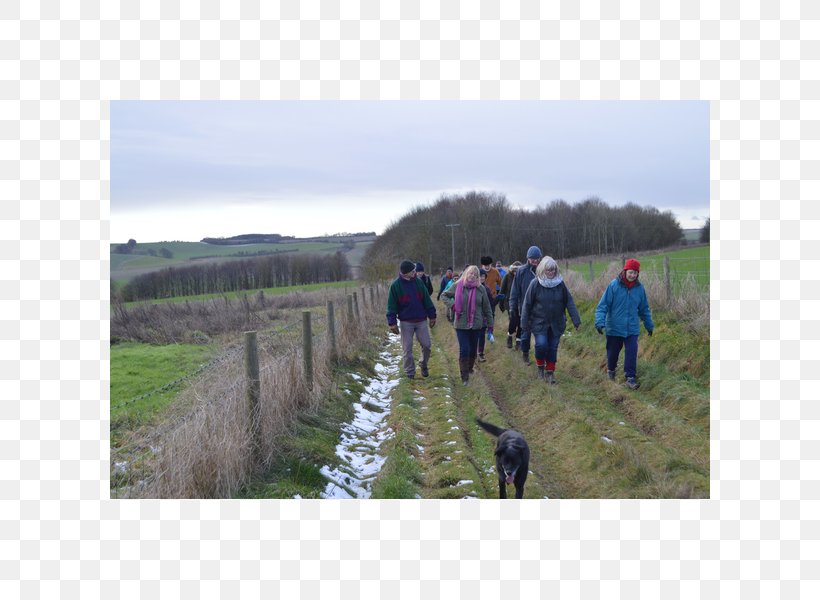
519, 256, 581, 384
437, 266, 454, 300
480, 256, 503, 308
443, 270, 460, 323
499, 261, 522, 348
386, 260, 437, 379
495, 260, 507, 282
594, 258, 654, 390
476, 269, 496, 362
441, 265, 494, 385
415, 262, 434, 296
508, 245, 542, 364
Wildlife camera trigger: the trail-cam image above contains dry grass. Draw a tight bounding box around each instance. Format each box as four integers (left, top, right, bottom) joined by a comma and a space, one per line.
111, 284, 387, 498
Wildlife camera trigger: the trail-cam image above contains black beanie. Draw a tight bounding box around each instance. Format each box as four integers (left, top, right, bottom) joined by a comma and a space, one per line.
400, 260, 416, 274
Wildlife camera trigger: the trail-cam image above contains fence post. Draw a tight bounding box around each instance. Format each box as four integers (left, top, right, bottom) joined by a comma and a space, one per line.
361, 287, 367, 309
244, 331, 261, 453
347, 294, 354, 320
327, 301, 337, 363
664, 255, 672, 304
303, 311, 313, 390
353, 291, 360, 317
369, 286, 375, 308
588, 260, 594, 281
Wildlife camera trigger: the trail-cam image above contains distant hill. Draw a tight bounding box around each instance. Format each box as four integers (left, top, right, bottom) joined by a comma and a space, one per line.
111, 237, 375, 285
200, 232, 377, 245
201, 233, 294, 245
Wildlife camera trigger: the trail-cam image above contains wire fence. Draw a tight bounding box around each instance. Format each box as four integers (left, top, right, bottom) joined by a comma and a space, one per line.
110, 285, 385, 498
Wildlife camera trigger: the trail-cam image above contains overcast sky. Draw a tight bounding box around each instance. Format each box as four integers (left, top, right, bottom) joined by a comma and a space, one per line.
111, 100, 709, 243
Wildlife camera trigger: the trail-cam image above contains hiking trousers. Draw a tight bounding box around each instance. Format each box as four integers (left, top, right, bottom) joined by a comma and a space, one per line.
399, 319, 431, 377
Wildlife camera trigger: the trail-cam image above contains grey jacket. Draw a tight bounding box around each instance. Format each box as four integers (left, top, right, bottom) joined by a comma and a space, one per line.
519, 278, 581, 337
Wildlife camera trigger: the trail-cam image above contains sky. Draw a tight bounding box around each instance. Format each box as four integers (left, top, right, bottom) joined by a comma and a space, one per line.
110, 100, 709, 243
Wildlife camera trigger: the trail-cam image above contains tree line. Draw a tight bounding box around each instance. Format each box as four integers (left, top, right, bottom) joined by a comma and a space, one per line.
361, 191, 691, 281
118, 252, 350, 302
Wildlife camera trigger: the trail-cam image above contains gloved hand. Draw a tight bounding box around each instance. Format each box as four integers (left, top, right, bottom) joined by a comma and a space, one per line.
596, 326, 603, 335
647, 329, 653, 336
488, 332, 494, 343
389, 324, 399, 335
496, 293, 505, 301
429, 318, 436, 329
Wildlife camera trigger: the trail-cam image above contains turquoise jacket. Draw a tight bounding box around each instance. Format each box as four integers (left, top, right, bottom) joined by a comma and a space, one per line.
594, 276, 654, 337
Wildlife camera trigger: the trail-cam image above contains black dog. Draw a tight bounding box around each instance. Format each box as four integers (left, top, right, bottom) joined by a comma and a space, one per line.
476, 418, 530, 499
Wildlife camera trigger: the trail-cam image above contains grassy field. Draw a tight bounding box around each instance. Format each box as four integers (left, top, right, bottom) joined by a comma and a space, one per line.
234, 296, 709, 499
565, 244, 709, 287
109, 241, 708, 498
110, 341, 218, 445
111, 239, 372, 284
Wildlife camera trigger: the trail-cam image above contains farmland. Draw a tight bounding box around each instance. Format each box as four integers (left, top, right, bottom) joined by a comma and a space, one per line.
111, 239, 373, 284
110, 242, 709, 498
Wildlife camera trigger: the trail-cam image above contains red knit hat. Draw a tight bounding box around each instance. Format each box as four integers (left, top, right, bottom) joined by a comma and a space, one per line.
624, 258, 640, 272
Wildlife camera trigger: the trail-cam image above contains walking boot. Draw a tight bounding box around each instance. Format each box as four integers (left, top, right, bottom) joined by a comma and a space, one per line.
420, 362, 429, 378
522, 351, 531, 365
514, 338, 521, 351
607, 370, 616, 381
546, 371, 556, 385
625, 377, 640, 390
459, 358, 469, 385
478, 353, 486, 362
537, 365, 545, 380
506, 335, 513, 349
468, 355, 477, 373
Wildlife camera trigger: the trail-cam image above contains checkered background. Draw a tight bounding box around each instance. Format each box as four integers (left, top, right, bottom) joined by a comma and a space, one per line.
1, 0, 816, 597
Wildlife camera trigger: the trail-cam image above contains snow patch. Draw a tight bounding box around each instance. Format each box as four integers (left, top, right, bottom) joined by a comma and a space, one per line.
320, 340, 402, 499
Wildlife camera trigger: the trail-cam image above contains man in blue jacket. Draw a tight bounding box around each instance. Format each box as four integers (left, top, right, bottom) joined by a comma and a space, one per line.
595, 258, 654, 389
508, 245, 542, 364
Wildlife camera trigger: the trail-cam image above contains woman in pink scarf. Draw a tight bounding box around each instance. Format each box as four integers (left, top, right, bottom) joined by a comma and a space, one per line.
441, 265, 494, 385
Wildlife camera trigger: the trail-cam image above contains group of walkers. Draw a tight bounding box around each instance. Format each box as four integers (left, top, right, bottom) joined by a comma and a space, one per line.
386, 249, 653, 390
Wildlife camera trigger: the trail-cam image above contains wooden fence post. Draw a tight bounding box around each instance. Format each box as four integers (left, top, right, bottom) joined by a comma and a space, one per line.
303, 311, 313, 390
353, 291, 360, 317
361, 286, 367, 309
664, 255, 672, 304
327, 301, 337, 362
369, 286, 375, 308
244, 331, 261, 451
347, 294, 354, 320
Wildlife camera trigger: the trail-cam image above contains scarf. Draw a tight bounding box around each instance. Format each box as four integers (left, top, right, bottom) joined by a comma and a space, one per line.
619, 271, 638, 289
538, 273, 564, 288
454, 278, 479, 328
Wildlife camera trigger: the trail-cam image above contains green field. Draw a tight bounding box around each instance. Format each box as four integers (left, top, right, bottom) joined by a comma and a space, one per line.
110, 341, 217, 439
566, 245, 709, 287
110, 239, 370, 284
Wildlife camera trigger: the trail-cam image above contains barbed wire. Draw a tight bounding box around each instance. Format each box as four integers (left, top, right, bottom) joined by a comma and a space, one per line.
111, 312, 338, 412
110, 345, 244, 412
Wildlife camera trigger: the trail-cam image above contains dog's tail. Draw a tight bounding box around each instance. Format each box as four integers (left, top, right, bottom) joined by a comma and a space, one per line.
476, 418, 506, 438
